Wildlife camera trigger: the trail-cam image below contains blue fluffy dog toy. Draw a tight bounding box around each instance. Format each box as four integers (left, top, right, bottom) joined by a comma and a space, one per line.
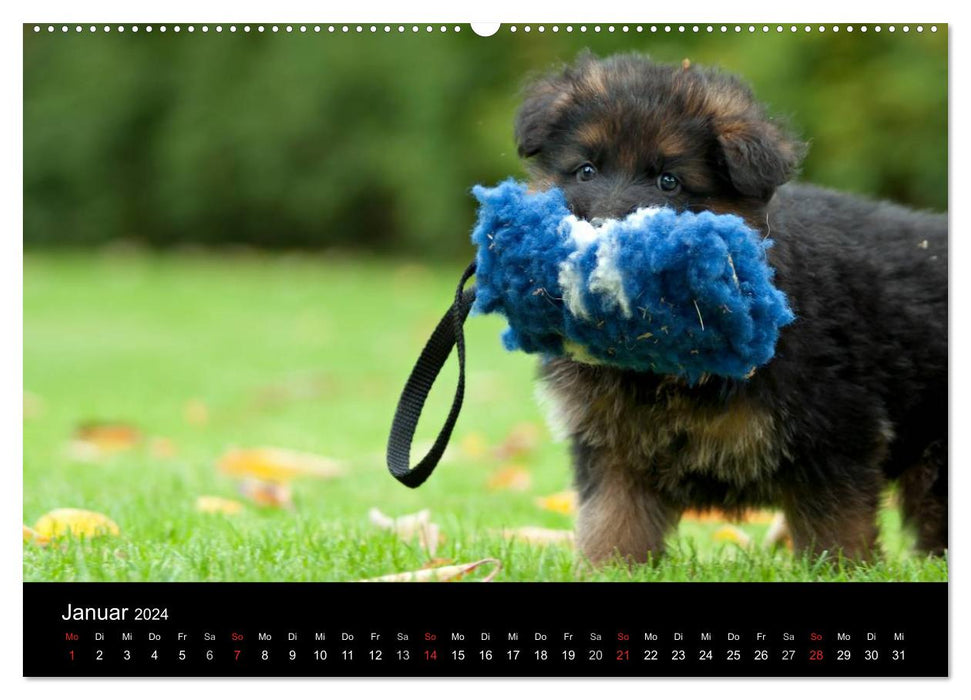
386, 180, 796, 487
470, 180, 795, 382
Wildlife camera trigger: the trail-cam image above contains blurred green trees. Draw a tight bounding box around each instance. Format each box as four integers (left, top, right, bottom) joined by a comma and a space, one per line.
24, 25, 947, 257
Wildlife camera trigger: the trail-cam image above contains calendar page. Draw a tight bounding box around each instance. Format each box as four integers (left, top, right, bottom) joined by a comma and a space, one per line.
22, 19, 948, 678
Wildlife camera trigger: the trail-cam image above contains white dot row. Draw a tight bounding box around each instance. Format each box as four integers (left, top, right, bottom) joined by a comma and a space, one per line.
31, 24, 939, 35
32, 25, 465, 34
509, 24, 936, 34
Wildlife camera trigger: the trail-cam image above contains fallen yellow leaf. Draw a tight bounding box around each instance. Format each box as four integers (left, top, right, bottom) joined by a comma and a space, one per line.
218, 447, 344, 482
23, 524, 50, 547
487, 465, 532, 492
422, 558, 455, 569
713, 525, 753, 547
496, 527, 575, 546
34, 508, 120, 539
195, 495, 244, 515
682, 508, 778, 524
66, 422, 141, 461
534, 490, 577, 515
75, 423, 140, 451
360, 558, 501, 583
238, 478, 292, 508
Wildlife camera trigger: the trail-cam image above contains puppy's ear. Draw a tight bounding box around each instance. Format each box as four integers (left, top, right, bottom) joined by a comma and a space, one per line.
715, 118, 806, 201
516, 51, 604, 159
514, 78, 571, 158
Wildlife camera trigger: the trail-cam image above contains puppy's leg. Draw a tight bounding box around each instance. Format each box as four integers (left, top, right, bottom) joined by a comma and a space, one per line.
782, 477, 883, 561
572, 439, 679, 565
899, 440, 947, 555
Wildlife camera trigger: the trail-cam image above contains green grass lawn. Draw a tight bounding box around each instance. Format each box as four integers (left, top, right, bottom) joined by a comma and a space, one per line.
23, 251, 947, 582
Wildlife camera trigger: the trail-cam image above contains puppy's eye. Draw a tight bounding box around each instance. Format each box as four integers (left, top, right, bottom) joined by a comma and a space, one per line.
657, 172, 681, 193
576, 163, 598, 182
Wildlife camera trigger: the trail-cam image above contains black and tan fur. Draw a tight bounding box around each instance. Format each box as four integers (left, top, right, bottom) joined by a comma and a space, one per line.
516, 52, 947, 564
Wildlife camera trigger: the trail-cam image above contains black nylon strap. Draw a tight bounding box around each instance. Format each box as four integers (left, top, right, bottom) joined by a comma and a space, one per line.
386, 261, 477, 487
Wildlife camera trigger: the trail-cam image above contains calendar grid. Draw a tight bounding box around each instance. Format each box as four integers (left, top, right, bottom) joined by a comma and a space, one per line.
24, 582, 947, 677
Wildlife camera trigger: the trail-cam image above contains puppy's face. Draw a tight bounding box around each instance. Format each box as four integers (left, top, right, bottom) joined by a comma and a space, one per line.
515, 53, 804, 226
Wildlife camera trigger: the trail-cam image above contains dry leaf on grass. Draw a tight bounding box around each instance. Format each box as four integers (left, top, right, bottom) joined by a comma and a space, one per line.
218, 447, 344, 482
368, 508, 442, 557
496, 527, 575, 546
66, 422, 141, 461
195, 495, 244, 515
534, 490, 577, 515
682, 508, 777, 524
218, 447, 343, 509
33, 508, 120, 539
713, 525, 753, 547
422, 558, 454, 568
74, 423, 141, 450
493, 423, 542, 460
360, 558, 501, 583
238, 479, 292, 508
23, 524, 50, 547
487, 465, 532, 492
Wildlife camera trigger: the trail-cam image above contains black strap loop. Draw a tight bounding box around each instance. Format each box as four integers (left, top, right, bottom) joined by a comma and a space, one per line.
386, 260, 477, 487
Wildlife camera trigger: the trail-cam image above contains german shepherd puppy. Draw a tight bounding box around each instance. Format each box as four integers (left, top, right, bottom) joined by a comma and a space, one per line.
514, 52, 947, 564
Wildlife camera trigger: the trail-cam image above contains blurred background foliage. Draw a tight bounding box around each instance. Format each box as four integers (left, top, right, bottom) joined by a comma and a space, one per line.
24, 25, 947, 258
